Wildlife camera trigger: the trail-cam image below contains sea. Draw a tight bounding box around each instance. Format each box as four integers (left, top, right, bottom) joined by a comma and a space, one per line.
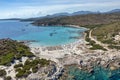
0, 20, 86, 46
65, 65, 120, 80
0, 20, 119, 80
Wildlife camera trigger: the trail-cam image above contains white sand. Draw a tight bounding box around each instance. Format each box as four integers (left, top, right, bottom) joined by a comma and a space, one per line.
0, 57, 28, 80
0, 36, 120, 80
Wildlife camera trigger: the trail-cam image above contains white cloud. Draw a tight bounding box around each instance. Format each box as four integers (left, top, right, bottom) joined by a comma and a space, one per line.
0, 1, 120, 19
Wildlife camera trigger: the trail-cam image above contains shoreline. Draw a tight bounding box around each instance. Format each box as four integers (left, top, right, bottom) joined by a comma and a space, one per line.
0, 37, 120, 80
17, 24, 88, 48
29, 31, 120, 79
0, 33, 120, 80
0, 22, 120, 80
63, 25, 85, 29
32, 23, 88, 29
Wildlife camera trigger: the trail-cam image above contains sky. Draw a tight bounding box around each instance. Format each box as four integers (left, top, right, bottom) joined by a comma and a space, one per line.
0, 0, 120, 19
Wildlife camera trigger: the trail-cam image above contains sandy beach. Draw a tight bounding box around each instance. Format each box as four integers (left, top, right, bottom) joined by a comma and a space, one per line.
0, 32, 120, 80
29, 36, 120, 79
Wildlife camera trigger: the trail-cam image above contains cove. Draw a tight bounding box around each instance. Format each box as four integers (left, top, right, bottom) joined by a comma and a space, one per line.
0, 20, 86, 46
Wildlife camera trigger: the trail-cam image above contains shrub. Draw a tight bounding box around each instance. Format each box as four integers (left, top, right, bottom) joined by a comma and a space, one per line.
0, 39, 34, 66
102, 39, 114, 44
23, 65, 31, 71
90, 44, 107, 51
4, 76, 12, 80
16, 69, 31, 78
32, 66, 38, 73
31, 58, 39, 66
0, 69, 6, 77
14, 63, 23, 68
15, 58, 50, 78
0, 53, 14, 65
15, 68, 21, 72
23, 71, 31, 78
39, 59, 50, 66
89, 40, 96, 45
25, 52, 34, 58
15, 54, 22, 60
108, 45, 120, 50
24, 59, 31, 65
16, 69, 26, 78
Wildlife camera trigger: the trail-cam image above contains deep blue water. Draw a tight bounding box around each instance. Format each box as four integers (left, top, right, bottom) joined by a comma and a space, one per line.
66, 66, 120, 80
0, 20, 86, 46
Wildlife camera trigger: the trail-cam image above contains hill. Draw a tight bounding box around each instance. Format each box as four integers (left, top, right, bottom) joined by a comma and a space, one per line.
31, 10, 120, 50
0, 38, 34, 66
32, 12, 120, 28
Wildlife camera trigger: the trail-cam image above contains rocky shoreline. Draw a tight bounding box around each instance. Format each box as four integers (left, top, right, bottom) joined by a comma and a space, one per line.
0, 32, 120, 80
30, 35, 120, 80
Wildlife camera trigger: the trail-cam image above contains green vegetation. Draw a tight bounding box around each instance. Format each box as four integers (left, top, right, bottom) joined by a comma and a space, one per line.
92, 22, 120, 42
4, 76, 12, 80
92, 22, 120, 50
32, 12, 120, 50
89, 44, 107, 51
0, 53, 14, 66
16, 69, 31, 78
32, 13, 120, 29
14, 63, 23, 68
0, 39, 34, 66
15, 58, 50, 78
85, 30, 107, 51
83, 24, 104, 29
32, 65, 38, 73
108, 45, 120, 50
0, 69, 6, 77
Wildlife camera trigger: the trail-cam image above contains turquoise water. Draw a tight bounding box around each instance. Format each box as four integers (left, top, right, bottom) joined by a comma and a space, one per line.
0, 20, 86, 46
66, 66, 120, 80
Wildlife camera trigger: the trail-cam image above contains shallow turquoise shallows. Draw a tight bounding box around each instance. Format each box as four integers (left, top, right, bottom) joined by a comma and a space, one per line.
0, 20, 86, 46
